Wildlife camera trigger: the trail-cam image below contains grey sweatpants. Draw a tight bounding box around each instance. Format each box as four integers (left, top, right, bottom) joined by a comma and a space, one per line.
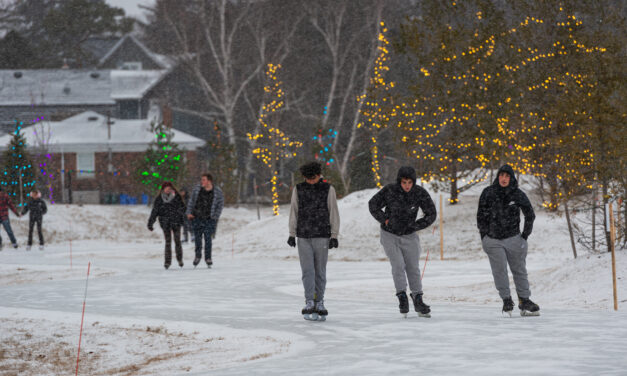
380, 229, 423, 295
482, 235, 530, 299
297, 237, 329, 301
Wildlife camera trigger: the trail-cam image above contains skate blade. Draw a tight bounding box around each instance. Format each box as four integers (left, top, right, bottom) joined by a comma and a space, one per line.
502, 310, 513, 318
401, 313, 408, 318
303, 314, 312, 320
418, 312, 431, 318
317, 315, 327, 322
520, 310, 540, 317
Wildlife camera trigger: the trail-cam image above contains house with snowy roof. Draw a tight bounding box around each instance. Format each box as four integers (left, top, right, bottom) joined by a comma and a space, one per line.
0, 111, 205, 204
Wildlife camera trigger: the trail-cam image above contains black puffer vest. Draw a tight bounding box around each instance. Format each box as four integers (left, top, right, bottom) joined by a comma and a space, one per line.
296, 181, 331, 238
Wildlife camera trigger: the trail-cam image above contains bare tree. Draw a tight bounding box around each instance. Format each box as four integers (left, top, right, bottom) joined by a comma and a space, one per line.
302, 0, 385, 193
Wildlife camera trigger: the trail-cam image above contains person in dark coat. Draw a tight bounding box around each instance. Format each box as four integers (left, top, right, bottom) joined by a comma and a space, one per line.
288, 162, 340, 321
477, 164, 539, 316
0, 186, 21, 250
22, 189, 47, 250
368, 166, 436, 317
186, 173, 224, 267
148, 181, 186, 269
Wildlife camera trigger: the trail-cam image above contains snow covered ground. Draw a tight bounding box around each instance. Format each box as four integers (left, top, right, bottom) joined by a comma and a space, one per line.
1, 182, 626, 375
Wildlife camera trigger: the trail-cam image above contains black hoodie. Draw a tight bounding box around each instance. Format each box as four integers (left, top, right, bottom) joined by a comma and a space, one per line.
368, 166, 437, 236
476, 164, 535, 240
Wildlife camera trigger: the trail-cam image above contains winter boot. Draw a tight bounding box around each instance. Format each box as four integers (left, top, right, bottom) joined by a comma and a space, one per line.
315, 300, 328, 321
302, 300, 316, 320
518, 297, 540, 316
410, 292, 431, 318
502, 297, 515, 317
396, 291, 410, 317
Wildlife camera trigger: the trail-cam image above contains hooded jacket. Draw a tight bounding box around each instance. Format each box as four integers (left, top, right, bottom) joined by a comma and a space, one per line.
368, 166, 437, 236
477, 165, 535, 240
22, 197, 47, 220
148, 191, 186, 229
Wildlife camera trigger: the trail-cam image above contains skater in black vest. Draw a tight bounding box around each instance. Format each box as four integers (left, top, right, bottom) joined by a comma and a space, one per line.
368, 166, 436, 318
477, 164, 539, 316
288, 162, 340, 321
22, 190, 47, 250
148, 181, 186, 269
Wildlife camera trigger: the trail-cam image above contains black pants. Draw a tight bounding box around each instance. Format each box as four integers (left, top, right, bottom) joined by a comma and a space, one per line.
162, 223, 183, 265
28, 217, 44, 246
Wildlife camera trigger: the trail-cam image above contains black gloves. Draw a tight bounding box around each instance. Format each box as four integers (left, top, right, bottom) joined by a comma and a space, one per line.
329, 238, 338, 249
287, 236, 296, 247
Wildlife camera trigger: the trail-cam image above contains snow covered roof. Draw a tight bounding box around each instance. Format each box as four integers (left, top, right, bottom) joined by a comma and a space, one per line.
0, 69, 169, 105
98, 34, 174, 70
111, 70, 165, 99
0, 111, 205, 153
0, 70, 114, 106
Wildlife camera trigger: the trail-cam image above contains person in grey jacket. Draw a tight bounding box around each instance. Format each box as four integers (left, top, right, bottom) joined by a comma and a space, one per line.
288, 162, 340, 321
368, 166, 436, 318
186, 173, 224, 268
477, 164, 539, 316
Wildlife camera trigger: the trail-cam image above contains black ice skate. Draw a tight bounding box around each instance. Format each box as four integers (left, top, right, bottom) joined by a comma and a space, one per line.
518, 297, 540, 317
177, 259, 184, 268
193, 257, 201, 267
206, 258, 213, 268
396, 291, 410, 318
502, 297, 514, 317
410, 293, 431, 318
314, 301, 328, 322
164, 262, 171, 270
302, 300, 316, 321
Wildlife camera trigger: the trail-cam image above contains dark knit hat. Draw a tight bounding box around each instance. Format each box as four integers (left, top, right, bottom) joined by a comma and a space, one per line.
300, 162, 322, 179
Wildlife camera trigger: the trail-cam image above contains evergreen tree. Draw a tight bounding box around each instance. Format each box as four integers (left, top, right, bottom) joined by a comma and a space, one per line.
1, 121, 36, 207
137, 121, 187, 196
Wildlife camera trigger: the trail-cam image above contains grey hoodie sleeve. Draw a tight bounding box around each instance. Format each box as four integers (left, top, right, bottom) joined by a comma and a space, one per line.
288, 187, 298, 237
328, 186, 340, 238
212, 188, 224, 220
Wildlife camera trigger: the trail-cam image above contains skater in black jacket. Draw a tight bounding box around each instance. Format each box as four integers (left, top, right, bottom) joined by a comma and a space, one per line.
148, 181, 186, 269
22, 190, 47, 250
369, 166, 436, 318
477, 164, 539, 316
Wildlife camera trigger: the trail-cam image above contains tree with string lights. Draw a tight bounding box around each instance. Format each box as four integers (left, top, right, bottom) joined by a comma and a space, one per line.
247, 63, 302, 216
359, 21, 400, 189
1, 120, 36, 207
136, 121, 187, 196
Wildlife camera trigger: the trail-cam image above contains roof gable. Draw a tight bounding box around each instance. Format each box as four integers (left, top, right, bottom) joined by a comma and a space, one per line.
98, 34, 173, 70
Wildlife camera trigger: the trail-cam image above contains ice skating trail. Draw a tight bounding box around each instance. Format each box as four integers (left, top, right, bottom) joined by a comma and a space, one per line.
1, 242, 626, 375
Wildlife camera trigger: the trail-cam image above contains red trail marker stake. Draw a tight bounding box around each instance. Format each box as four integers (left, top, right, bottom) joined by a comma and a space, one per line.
75, 262, 91, 376
421, 248, 430, 281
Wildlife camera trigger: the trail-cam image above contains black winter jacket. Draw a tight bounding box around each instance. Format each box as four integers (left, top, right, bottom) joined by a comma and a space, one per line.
477, 165, 535, 240
148, 192, 186, 229
368, 166, 437, 236
22, 198, 47, 219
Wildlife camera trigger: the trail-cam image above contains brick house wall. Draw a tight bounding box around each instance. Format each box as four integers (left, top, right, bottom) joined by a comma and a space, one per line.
40, 150, 203, 204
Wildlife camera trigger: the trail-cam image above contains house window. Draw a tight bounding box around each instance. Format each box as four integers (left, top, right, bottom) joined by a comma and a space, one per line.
77, 152, 95, 178
121, 61, 142, 70
119, 100, 140, 119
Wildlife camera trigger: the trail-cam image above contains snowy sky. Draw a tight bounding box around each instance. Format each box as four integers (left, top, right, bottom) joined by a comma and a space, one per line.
105, 0, 155, 22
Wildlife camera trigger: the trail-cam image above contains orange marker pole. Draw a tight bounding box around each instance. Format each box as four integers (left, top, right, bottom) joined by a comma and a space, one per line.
75, 262, 91, 375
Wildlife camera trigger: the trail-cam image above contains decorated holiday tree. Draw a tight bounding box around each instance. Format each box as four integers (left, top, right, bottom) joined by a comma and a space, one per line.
1, 121, 36, 206
136, 121, 187, 196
